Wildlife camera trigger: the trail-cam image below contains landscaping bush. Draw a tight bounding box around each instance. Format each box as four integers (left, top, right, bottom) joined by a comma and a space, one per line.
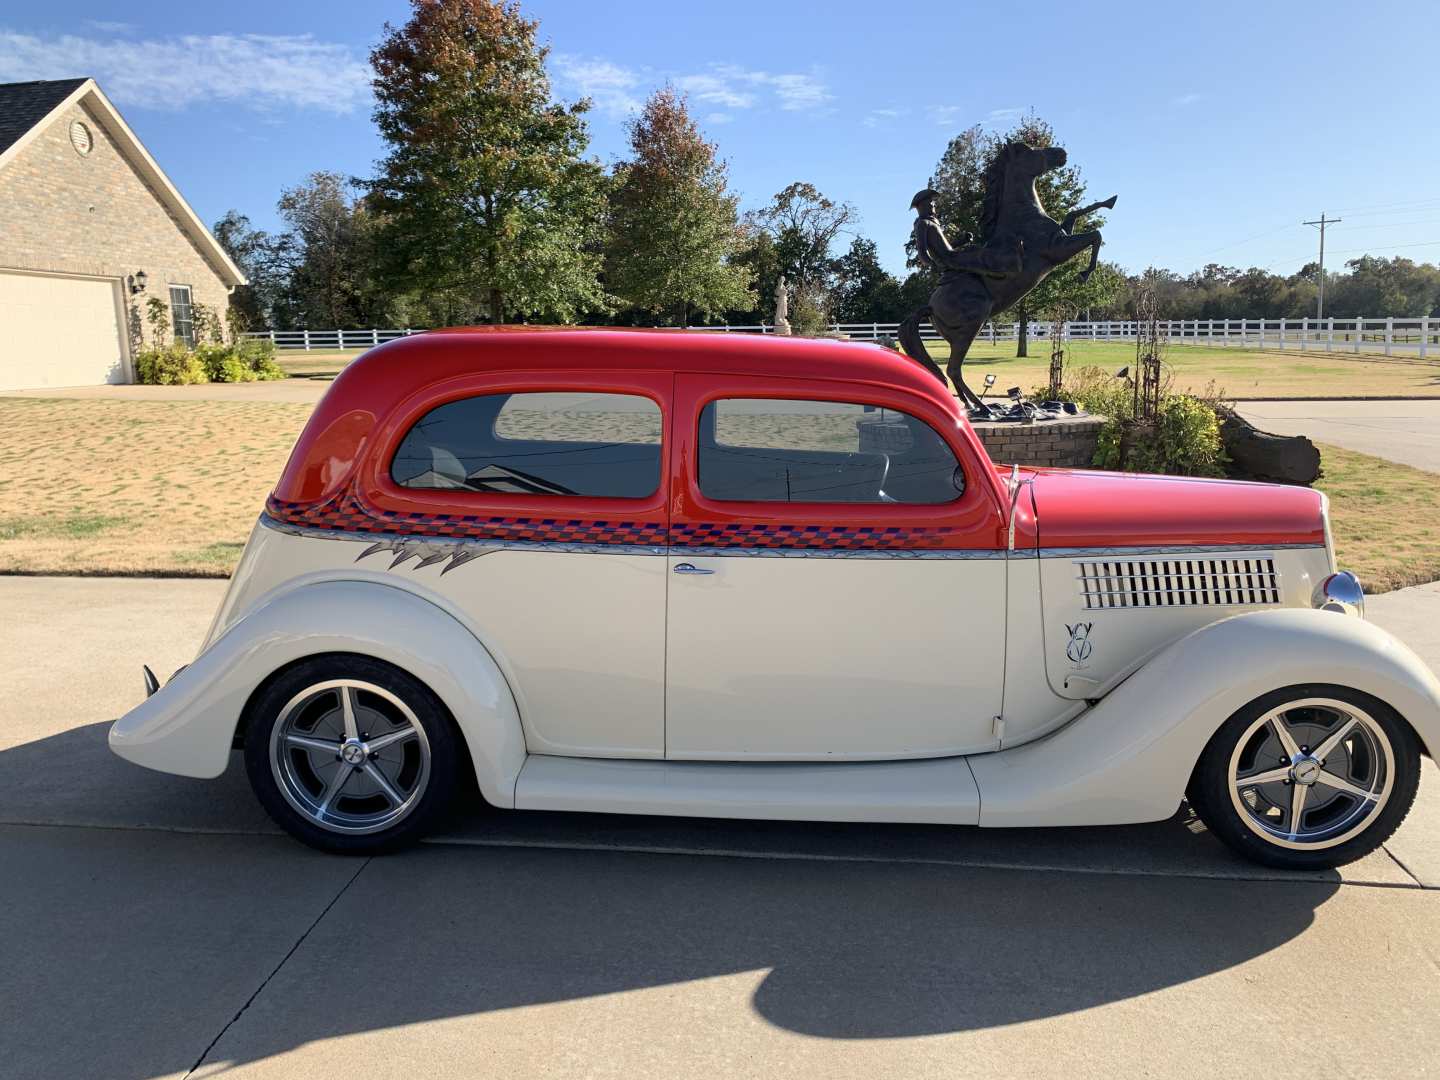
236, 337, 285, 380
196, 343, 257, 383
136, 339, 285, 385
1046, 364, 1227, 478
135, 343, 207, 385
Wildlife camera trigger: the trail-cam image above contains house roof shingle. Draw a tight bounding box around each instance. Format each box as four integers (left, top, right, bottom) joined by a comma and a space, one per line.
0, 78, 89, 156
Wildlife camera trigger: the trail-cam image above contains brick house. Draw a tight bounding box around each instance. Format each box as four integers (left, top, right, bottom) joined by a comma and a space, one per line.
0, 78, 245, 390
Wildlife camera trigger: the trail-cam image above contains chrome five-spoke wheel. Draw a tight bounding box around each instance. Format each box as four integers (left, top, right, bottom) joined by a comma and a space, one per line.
1228, 698, 1393, 850
270, 679, 432, 834
1191, 685, 1420, 869
245, 656, 459, 853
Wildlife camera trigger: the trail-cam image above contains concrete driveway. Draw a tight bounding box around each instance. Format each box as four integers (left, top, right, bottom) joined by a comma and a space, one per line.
1237, 399, 1440, 473
2, 576, 1439, 1079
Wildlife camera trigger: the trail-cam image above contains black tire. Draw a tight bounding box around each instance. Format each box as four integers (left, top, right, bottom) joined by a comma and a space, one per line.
243, 654, 461, 854
1188, 684, 1421, 870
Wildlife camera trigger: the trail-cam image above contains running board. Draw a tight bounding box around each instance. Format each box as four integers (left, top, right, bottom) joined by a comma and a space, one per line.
514, 754, 980, 825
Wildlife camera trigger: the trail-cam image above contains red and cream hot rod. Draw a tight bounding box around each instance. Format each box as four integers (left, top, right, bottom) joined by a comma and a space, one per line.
110, 328, 1437, 867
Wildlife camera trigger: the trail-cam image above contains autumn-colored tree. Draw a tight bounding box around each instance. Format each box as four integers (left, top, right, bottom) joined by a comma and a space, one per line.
367, 0, 610, 324
605, 88, 752, 325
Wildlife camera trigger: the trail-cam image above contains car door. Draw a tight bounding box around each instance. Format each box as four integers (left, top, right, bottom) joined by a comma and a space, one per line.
367, 370, 671, 759
664, 373, 1008, 760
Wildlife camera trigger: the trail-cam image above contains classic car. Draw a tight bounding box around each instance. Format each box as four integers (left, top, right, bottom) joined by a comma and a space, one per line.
109, 327, 1439, 868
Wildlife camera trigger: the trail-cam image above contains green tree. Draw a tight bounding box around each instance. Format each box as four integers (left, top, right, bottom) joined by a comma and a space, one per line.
212, 210, 286, 330
367, 0, 610, 324
748, 181, 856, 325
275, 172, 387, 329
606, 88, 753, 325
833, 236, 904, 322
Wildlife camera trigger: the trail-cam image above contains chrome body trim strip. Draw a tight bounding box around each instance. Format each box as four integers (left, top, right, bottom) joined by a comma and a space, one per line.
1038, 543, 1324, 559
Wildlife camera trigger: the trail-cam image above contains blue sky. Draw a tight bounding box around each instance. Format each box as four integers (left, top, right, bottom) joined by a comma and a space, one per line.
4, 0, 1438, 278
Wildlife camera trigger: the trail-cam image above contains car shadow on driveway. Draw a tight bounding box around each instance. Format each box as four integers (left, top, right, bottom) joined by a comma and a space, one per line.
0, 722, 1409, 1076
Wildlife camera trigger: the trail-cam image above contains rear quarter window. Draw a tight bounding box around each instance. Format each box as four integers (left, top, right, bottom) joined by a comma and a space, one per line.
392, 391, 662, 498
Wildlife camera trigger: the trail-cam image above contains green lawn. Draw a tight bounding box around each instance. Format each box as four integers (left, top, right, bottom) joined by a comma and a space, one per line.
924, 340, 1440, 401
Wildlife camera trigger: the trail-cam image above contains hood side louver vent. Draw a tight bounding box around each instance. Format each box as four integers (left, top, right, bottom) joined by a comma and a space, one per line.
1076, 556, 1280, 610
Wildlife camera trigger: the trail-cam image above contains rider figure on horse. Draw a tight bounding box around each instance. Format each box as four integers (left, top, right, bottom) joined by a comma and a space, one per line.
910, 189, 1022, 282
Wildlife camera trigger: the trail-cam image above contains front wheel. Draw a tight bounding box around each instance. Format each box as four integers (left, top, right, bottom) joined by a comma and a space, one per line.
243, 655, 460, 854
1188, 685, 1420, 870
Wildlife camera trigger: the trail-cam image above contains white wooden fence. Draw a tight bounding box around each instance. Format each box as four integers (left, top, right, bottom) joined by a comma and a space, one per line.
246, 316, 1438, 358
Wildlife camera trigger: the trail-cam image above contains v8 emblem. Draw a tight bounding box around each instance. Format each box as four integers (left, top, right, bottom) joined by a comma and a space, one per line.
1065, 622, 1094, 665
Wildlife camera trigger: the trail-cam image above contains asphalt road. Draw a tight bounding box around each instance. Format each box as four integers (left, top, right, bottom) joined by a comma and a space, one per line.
2, 575, 1439, 1079
1237, 399, 1440, 473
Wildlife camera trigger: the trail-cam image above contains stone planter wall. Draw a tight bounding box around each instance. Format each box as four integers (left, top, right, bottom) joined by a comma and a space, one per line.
971, 415, 1106, 468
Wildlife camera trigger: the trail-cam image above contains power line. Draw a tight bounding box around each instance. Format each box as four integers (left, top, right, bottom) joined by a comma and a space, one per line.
1303, 213, 1340, 320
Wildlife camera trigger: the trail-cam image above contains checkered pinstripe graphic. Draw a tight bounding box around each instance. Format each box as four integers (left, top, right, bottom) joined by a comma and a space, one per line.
267, 490, 960, 551
266, 491, 669, 547
669, 521, 958, 550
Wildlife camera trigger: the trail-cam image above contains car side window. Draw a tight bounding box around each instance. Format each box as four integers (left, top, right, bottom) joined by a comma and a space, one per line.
697, 398, 963, 504
392, 391, 662, 498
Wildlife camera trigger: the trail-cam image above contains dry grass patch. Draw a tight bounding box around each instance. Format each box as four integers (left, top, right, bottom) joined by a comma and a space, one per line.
1317, 442, 1440, 593
0, 398, 311, 575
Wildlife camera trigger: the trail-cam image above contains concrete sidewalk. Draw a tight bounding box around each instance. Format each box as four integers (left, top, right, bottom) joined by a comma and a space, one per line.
3, 574, 1440, 1079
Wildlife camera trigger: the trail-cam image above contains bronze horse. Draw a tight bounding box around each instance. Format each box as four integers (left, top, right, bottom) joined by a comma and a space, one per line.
899, 143, 1116, 414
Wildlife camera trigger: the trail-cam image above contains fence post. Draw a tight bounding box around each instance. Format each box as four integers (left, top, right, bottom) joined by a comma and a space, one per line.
1423, 316, 1430, 359
371, 329, 379, 347
303, 330, 311, 351
1385, 316, 1394, 356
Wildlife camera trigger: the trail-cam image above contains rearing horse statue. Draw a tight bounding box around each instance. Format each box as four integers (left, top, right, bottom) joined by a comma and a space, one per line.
898, 142, 1116, 415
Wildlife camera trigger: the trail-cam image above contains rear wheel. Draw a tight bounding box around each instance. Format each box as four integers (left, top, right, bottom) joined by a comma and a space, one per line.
1188, 685, 1420, 870
243, 655, 460, 853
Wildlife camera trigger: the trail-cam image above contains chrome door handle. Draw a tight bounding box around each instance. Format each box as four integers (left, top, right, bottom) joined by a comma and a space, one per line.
673, 562, 714, 575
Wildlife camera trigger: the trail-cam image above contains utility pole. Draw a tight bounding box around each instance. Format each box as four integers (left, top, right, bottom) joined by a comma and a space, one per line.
1303, 212, 1341, 320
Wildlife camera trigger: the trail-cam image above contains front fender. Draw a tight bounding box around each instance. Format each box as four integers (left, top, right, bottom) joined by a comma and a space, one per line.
108, 580, 526, 808
971, 608, 1440, 827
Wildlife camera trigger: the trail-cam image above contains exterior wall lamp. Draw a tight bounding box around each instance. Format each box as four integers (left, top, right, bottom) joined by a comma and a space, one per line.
128, 271, 148, 295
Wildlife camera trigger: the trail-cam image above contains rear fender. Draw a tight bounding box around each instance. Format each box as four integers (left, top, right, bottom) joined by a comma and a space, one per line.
971, 608, 1440, 826
108, 580, 526, 808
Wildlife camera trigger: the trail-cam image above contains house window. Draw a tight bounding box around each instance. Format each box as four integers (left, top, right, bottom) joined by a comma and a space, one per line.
392, 391, 663, 498
169, 285, 195, 347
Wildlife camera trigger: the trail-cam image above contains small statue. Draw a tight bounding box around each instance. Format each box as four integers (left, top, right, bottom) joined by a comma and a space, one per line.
774, 275, 792, 336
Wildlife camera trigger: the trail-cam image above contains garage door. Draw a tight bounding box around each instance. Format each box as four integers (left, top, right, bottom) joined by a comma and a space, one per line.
0, 271, 128, 391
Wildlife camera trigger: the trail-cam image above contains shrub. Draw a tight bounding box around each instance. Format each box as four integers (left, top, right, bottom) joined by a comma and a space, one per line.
1047, 365, 1227, 477
196, 343, 258, 383
135, 343, 206, 385
236, 338, 285, 380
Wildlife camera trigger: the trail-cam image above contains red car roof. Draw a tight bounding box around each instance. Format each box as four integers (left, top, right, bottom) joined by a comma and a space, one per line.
319, 326, 956, 411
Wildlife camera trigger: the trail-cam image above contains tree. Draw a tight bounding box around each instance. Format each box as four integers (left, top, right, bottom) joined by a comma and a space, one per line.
212, 210, 286, 330
367, 0, 610, 324
743, 182, 858, 332
833, 236, 904, 323
605, 88, 753, 325
275, 172, 386, 329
